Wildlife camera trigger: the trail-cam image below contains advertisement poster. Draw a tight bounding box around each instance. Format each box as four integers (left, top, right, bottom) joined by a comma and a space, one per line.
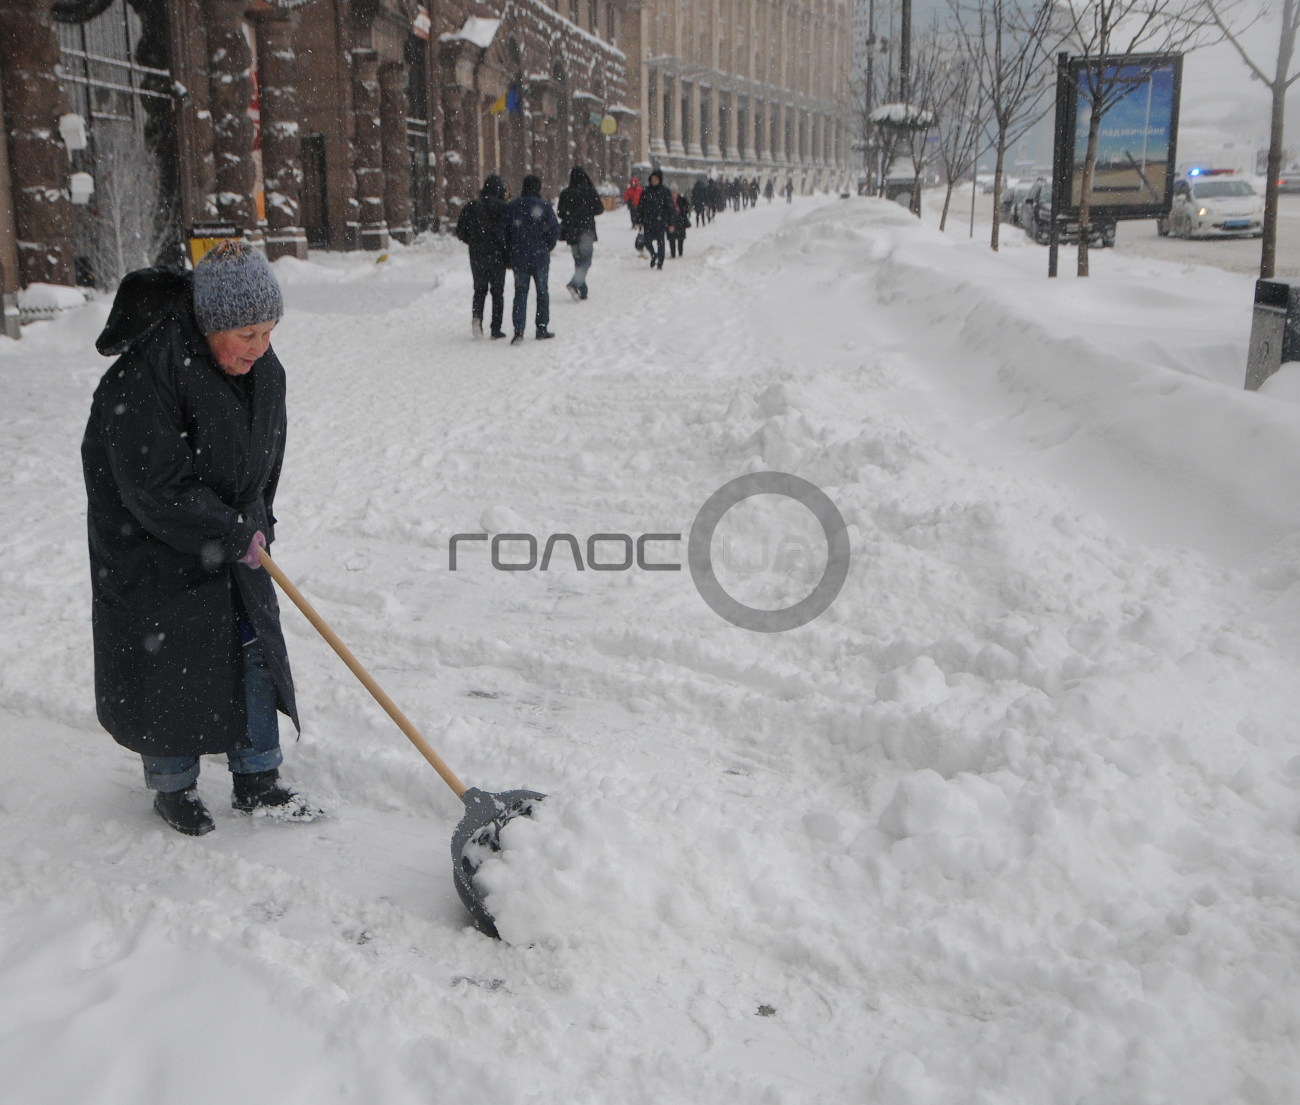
1056, 53, 1182, 220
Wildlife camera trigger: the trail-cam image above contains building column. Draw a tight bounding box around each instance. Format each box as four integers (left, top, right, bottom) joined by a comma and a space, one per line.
687, 81, 703, 157
350, 48, 387, 250
378, 62, 413, 244
665, 73, 682, 155
250, 7, 307, 260
0, 0, 74, 285
774, 101, 786, 165
648, 70, 666, 157
743, 95, 757, 161
724, 92, 740, 160
705, 84, 720, 159
201, 0, 259, 238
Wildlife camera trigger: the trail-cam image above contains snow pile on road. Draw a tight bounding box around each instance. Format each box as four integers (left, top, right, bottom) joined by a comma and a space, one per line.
1, 194, 1297, 1105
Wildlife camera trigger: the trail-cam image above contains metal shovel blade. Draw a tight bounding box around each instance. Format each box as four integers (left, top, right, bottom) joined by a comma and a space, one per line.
451, 787, 547, 938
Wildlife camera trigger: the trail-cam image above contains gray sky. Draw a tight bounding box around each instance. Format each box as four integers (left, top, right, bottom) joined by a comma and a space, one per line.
895, 0, 1299, 163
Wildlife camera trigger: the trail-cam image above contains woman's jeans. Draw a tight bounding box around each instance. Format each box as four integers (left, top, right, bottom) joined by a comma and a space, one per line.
568, 232, 595, 292
141, 638, 283, 792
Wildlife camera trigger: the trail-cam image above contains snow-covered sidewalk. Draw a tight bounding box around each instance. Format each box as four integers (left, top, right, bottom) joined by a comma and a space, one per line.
1, 194, 1298, 1105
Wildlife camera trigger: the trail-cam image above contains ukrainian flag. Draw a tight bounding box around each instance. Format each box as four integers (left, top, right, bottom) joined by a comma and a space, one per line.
490, 82, 521, 115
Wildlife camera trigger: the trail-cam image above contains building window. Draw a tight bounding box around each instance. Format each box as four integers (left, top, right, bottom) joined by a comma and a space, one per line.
606, 3, 616, 44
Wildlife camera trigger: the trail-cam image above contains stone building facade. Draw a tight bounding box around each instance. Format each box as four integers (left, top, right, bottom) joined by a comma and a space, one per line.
630, 0, 853, 193
0, 0, 849, 317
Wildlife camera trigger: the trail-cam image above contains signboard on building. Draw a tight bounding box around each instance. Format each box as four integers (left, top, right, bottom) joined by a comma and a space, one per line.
1052, 52, 1182, 221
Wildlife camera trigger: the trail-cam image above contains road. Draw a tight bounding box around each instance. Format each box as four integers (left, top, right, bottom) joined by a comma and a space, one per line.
1111, 193, 1300, 277
934, 190, 1299, 278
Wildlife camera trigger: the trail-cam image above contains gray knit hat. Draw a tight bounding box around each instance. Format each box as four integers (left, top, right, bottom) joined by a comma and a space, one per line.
192, 240, 283, 334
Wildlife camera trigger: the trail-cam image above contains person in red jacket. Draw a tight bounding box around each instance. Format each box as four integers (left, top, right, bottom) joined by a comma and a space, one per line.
623, 176, 643, 227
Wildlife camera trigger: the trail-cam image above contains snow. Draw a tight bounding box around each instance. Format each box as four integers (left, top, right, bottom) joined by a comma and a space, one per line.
442, 17, 500, 50
2, 193, 1299, 1104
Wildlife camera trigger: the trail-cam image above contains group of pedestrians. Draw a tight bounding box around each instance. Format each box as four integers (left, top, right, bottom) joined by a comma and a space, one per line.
455, 162, 799, 340
455, 166, 604, 344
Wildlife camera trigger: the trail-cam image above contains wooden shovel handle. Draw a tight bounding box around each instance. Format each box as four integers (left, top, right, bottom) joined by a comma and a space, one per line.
259, 547, 468, 798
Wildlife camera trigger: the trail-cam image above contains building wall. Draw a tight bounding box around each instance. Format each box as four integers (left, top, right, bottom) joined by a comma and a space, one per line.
0, 0, 845, 301
631, 0, 852, 194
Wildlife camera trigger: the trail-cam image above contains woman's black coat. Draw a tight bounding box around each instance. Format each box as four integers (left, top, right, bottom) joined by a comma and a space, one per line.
557, 167, 604, 243
81, 268, 299, 757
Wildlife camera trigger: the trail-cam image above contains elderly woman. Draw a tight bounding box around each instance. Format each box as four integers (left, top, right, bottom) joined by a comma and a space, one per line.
82, 241, 318, 836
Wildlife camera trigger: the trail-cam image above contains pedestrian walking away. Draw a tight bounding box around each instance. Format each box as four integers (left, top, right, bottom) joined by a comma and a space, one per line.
501, 173, 560, 342
691, 176, 709, 227
82, 240, 321, 837
455, 174, 510, 338
668, 191, 690, 259
557, 165, 604, 302
636, 169, 675, 270
764, 178, 774, 203
785, 178, 794, 203
623, 176, 643, 227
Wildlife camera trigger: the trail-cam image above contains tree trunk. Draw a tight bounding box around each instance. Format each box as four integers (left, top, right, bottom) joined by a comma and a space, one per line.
940, 182, 954, 231
991, 136, 1007, 251
1076, 102, 1102, 278
1263, 0, 1299, 277
1261, 82, 1284, 280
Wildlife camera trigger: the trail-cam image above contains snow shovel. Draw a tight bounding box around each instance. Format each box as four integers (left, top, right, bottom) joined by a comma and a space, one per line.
259, 548, 544, 939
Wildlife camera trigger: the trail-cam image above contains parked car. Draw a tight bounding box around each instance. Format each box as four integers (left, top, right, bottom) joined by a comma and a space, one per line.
1156, 176, 1263, 238
1017, 177, 1116, 247
999, 181, 1032, 226
1276, 168, 1300, 195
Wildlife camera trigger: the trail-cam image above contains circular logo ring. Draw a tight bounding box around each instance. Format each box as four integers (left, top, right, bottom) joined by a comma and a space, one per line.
688, 472, 850, 632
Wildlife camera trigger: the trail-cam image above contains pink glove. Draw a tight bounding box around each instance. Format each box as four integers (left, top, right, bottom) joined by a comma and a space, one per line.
239, 530, 266, 569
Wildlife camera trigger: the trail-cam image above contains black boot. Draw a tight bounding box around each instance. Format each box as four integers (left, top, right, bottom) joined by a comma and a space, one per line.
535, 327, 555, 340
154, 786, 215, 836
231, 770, 323, 822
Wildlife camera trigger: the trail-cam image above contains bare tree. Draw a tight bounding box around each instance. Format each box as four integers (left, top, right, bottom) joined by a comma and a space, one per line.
1199, 0, 1300, 278
1054, 0, 1214, 276
949, 0, 1058, 251
850, 29, 894, 195
76, 122, 178, 290
931, 50, 987, 230
902, 35, 947, 214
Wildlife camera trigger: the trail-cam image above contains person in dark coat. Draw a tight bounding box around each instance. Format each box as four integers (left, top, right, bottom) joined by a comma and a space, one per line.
636, 169, 675, 270
691, 177, 709, 227
668, 191, 691, 259
500, 173, 560, 342
556, 165, 604, 301
81, 240, 319, 836
455, 174, 510, 338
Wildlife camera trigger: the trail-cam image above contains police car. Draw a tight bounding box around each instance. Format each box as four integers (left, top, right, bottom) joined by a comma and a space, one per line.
1156, 168, 1264, 239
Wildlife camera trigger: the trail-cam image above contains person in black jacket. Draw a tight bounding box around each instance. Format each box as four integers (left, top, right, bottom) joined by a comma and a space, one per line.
82, 241, 319, 836
556, 165, 604, 301
500, 173, 560, 342
637, 170, 675, 270
668, 191, 691, 258
455, 174, 510, 338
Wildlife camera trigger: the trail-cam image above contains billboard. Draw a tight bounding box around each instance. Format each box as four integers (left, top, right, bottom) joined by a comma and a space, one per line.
1053, 53, 1183, 221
